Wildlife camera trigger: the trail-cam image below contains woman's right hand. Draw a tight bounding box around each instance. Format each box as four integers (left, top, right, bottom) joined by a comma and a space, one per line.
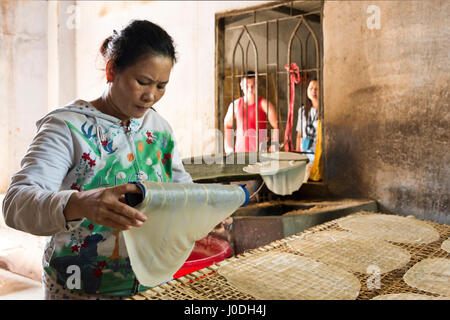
64, 183, 147, 231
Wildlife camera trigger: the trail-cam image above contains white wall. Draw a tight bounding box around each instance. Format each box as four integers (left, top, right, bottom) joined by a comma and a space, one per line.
0, 0, 270, 192
72, 0, 270, 158
0, 0, 49, 193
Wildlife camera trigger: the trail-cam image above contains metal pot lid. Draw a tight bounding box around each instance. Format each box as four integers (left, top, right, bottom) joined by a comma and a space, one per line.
243, 160, 307, 176
259, 151, 309, 162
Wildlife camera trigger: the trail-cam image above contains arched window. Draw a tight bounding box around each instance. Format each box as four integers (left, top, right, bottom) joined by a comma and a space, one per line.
216, 1, 322, 154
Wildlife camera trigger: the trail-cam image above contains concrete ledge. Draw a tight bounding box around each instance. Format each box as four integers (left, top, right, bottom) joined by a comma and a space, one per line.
0, 226, 46, 283
281, 199, 378, 237
0, 268, 44, 300
231, 199, 378, 254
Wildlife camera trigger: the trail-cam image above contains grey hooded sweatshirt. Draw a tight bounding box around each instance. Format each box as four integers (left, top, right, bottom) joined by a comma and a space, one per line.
2, 99, 192, 296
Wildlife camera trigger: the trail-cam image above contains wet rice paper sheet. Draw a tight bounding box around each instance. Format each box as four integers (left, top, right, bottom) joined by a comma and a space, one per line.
123, 182, 245, 287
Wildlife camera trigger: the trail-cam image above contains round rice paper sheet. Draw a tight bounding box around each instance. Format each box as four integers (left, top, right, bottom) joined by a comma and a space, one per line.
286, 230, 411, 274
337, 214, 439, 244
403, 258, 450, 297
218, 251, 360, 300
372, 293, 449, 300
441, 238, 450, 254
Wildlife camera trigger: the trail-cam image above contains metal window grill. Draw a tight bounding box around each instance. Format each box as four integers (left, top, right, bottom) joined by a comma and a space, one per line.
216, 1, 323, 153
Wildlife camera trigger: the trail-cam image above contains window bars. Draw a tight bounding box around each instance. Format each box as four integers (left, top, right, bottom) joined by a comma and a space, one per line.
218, 2, 322, 154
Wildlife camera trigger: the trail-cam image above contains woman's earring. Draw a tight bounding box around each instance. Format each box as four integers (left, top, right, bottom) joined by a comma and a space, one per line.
106, 62, 114, 83
107, 71, 114, 83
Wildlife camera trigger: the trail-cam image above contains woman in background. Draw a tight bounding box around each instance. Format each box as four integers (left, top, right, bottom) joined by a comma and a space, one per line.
295, 79, 323, 181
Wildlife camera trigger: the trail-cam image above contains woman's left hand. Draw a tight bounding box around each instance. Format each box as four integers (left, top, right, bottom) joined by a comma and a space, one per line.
209, 217, 233, 241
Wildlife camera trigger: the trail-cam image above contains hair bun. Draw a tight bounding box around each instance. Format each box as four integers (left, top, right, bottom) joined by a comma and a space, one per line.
99, 20, 177, 70
100, 35, 113, 57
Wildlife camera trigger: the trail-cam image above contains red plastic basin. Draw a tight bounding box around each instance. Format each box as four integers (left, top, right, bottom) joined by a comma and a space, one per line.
173, 236, 232, 279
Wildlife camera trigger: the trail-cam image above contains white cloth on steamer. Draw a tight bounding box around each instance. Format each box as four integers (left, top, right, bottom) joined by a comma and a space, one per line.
243, 154, 308, 195
122, 181, 246, 287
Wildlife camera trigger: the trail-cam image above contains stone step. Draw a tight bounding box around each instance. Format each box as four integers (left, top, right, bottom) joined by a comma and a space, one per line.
231, 198, 378, 254
0, 268, 44, 300
0, 226, 46, 283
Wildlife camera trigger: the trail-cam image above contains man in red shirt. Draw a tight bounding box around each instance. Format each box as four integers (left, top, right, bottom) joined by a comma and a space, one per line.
224, 72, 279, 153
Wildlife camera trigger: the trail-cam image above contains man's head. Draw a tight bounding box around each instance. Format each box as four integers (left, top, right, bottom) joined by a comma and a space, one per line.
240, 71, 256, 98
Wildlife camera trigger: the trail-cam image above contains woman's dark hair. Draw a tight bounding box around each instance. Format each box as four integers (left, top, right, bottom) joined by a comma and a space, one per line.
100, 20, 177, 72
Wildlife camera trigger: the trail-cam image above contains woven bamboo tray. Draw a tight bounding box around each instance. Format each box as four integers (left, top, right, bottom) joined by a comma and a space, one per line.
128, 211, 450, 300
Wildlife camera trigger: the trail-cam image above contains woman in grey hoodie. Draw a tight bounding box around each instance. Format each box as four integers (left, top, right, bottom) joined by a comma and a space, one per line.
2, 20, 193, 299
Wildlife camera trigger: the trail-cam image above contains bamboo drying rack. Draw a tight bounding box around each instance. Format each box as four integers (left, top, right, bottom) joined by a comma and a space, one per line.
128, 212, 450, 300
